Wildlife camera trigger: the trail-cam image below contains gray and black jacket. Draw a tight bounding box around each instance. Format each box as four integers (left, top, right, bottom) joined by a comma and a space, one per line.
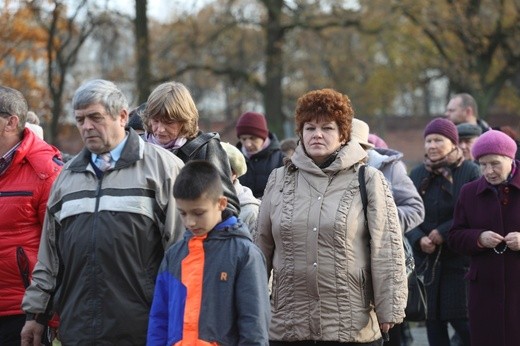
22, 130, 184, 345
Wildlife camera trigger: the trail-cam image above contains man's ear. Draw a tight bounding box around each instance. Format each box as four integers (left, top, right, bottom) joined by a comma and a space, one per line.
464, 105, 473, 119
218, 196, 228, 211
119, 108, 129, 128
5, 115, 20, 132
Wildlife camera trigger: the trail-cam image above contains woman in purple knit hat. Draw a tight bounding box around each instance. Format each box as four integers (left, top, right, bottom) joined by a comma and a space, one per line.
405, 117, 480, 346
449, 130, 520, 346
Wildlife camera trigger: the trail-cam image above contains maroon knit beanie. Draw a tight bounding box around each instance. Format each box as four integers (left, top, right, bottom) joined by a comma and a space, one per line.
236, 112, 269, 140
424, 118, 459, 144
471, 130, 517, 160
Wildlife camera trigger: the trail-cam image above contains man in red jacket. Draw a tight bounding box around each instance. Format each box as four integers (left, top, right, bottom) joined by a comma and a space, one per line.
0, 86, 62, 345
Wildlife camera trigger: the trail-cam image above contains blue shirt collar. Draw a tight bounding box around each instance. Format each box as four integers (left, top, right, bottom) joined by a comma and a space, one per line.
91, 133, 128, 164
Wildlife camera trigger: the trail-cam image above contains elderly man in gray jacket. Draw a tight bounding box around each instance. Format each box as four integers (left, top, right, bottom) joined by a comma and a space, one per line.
21, 80, 184, 345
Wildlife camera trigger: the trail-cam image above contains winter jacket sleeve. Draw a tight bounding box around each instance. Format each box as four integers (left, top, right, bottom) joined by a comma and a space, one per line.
147, 269, 170, 346
162, 166, 184, 247
21, 203, 61, 315
236, 244, 270, 345
255, 168, 280, 276
147, 257, 185, 346
387, 161, 425, 234
448, 183, 487, 256
365, 167, 407, 324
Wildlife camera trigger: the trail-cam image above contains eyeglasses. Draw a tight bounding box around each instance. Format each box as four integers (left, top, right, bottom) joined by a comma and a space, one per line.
0, 111, 12, 118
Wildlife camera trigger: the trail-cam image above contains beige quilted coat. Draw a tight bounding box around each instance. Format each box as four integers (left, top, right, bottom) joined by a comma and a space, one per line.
256, 140, 407, 343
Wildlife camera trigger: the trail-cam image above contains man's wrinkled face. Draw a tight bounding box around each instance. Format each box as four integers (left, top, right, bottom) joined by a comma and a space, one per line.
75, 104, 127, 154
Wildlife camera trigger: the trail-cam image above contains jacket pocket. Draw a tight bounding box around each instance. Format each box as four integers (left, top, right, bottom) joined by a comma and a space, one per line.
360, 268, 374, 308
272, 270, 279, 309
272, 270, 287, 311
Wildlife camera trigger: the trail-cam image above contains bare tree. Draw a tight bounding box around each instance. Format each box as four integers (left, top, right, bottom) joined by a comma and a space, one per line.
26, 0, 100, 144
394, 0, 520, 118
153, 0, 363, 137
135, 0, 151, 104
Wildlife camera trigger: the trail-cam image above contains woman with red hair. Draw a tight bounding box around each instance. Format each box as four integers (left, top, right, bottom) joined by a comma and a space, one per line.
256, 88, 407, 345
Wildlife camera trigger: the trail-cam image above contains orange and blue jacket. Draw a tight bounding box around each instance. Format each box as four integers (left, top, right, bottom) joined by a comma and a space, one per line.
147, 216, 270, 345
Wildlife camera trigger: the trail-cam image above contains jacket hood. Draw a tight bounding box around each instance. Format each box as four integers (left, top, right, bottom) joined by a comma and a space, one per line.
368, 148, 403, 170
291, 139, 367, 176
13, 128, 62, 179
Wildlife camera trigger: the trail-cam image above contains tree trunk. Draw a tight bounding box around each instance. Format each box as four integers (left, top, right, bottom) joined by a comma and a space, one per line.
263, 0, 285, 138
135, 0, 151, 104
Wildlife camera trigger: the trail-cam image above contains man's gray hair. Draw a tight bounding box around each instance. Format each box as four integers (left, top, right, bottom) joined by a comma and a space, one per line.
0, 85, 28, 131
72, 79, 128, 119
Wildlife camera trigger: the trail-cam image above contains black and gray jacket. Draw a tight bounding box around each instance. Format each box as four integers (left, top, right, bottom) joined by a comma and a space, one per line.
22, 130, 185, 345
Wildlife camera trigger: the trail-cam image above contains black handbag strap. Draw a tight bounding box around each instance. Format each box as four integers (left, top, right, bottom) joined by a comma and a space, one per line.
358, 165, 368, 226
177, 132, 216, 162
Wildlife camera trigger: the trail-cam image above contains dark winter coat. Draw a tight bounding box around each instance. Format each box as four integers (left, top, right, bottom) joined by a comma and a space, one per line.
406, 160, 480, 321
237, 132, 284, 198
172, 131, 240, 217
449, 164, 520, 346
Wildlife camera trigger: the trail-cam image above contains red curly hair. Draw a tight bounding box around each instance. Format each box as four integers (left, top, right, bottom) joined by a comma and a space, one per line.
294, 88, 353, 143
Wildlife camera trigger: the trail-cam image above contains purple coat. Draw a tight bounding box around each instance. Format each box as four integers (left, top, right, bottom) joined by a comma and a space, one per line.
449, 164, 520, 346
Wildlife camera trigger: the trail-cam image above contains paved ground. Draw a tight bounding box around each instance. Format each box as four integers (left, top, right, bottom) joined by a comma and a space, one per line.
408, 322, 456, 345
409, 323, 428, 345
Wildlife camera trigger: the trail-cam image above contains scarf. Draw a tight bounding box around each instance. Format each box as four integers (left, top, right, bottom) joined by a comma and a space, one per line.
419, 146, 464, 195
241, 137, 271, 159
145, 132, 187, 151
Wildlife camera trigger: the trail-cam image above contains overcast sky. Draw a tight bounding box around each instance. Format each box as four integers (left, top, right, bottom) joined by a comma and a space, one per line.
109, 0, 210, 22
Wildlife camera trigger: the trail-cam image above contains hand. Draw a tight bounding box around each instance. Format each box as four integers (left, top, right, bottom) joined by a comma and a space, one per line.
428, 229, 444, 245
21, 320, 44, 346
379, 322, 395, 333
505, 232, 520, 251
478, 230, 504, 248
420, 236, 436, 254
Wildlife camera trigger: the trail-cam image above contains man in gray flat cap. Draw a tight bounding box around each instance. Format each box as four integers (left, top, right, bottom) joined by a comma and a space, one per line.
457, 122, 482, 161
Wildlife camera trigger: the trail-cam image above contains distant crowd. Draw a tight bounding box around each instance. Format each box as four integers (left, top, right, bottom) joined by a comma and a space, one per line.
1, 81, 519, 346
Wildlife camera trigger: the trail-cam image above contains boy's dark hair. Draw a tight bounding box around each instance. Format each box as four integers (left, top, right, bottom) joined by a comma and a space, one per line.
173, 160, 223, 201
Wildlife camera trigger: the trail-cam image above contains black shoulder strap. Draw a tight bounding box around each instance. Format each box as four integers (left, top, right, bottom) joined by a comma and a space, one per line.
358, 164, 368, 225
178, 132, 216, 162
